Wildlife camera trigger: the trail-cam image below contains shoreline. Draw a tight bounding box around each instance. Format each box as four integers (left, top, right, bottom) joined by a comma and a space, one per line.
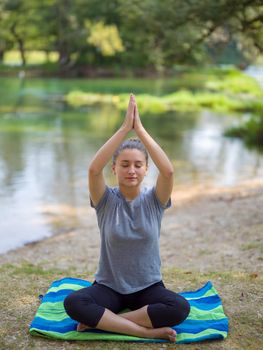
1, 179, 263, 274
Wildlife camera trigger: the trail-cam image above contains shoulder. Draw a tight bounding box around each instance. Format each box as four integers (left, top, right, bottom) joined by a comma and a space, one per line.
142, 187, 171, 210
90, 186, 119, 210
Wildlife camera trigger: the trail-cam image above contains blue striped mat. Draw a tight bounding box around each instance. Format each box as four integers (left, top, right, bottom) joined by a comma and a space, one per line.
29, 278, 228, 343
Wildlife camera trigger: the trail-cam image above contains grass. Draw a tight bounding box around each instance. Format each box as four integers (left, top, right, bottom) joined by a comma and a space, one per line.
64, 90, 263, 115
0, 262, 262, 350
64, 67, 263, 115
203, 68, 263, 96
3, 50, 59, 66
241, 241, 263, 254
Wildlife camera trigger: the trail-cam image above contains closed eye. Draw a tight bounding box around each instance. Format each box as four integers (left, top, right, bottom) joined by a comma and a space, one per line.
120, 161, 144, 168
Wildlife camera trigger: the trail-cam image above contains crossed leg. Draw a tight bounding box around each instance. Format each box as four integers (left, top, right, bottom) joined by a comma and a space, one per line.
77, 305, 176, 341
64, 282, 189, 342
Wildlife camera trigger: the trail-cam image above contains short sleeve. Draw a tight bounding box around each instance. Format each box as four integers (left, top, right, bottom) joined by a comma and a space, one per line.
90, 186, 111, 212
152, 187, 172, 210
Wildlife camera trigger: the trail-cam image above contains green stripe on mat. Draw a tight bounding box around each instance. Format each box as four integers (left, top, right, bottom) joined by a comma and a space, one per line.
188, 305, 225, 320
186, 289, 217, 300
38, 301, 65, 311
48, 284, 86, 293
177, 329, 228, 342
30, 329, 151, 341
35, 313, 69, 322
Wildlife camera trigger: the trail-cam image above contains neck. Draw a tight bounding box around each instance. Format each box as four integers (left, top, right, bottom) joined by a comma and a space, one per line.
119, 185, 141, 200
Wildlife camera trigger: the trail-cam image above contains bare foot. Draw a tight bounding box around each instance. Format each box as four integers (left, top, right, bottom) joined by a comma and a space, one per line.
77, 323, 91, 332
146, 327, 176, 342
77, 321, 176, 342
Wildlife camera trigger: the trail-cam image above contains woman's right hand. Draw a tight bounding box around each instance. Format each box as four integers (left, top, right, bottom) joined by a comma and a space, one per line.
121, 94, 135, 132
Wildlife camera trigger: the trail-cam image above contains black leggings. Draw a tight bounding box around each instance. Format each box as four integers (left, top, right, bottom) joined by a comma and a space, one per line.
64, 281, 190, 328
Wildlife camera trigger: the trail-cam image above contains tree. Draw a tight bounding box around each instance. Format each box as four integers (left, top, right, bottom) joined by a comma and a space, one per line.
0, 2, 13, 62
0, 0, 262, 70
116, 0, 263, 69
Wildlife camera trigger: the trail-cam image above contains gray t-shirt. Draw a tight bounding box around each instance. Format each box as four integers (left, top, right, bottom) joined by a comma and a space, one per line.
91, 186, 171, 294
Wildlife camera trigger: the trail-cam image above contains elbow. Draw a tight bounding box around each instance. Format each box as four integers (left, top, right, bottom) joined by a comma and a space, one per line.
163, 167, 174, 179
88, 164, 100, 176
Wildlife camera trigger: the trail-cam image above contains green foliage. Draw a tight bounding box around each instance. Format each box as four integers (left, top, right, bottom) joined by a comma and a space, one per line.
225, 114, 263, 145
66, 91, 117, 107
164, 91, 200, 110
65, 69, 262, 117
65, 89, 262, 115
86, 21, 124, 56
205, 69, 263, 96
0, 0, 262, 69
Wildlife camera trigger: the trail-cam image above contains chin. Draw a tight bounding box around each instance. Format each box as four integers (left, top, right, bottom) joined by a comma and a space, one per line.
124, 180, 140, 187
126, 183, 138, 187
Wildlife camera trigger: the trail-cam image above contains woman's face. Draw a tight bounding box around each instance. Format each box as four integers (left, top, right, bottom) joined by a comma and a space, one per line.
112, 148, 148, 188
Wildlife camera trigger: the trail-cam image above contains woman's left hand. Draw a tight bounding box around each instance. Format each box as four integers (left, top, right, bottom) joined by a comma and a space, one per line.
133, 98, 145, 134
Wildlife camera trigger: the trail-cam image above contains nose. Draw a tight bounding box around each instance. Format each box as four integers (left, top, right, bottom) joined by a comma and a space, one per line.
128, 166, 135, 174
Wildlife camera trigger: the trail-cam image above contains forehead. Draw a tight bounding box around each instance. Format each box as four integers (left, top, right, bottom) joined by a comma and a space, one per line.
116, 148, 146, 162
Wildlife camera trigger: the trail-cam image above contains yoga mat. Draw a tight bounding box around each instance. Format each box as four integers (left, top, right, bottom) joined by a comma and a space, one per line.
29, 278, 228, 343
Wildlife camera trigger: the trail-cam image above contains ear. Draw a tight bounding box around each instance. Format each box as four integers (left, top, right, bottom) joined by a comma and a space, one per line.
112, 164, 116, 175
145, 164, 149, 175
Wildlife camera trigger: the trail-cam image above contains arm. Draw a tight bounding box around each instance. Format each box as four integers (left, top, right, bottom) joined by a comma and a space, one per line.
89, 95, 135, 206
133, 100, 174, 206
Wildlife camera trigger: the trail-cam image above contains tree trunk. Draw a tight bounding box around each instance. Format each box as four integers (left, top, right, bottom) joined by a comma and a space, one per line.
57, 0, 71, 68
10, 22, 26, 66
18, 38, 26, 66
0, 50, 4, 63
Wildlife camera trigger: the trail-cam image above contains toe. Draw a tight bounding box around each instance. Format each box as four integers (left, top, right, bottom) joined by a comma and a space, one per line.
168, 335, 176, 342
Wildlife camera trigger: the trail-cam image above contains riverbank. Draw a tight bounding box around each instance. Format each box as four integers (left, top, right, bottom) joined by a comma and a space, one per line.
0, 63, 175, 78
1, 180, 263, 349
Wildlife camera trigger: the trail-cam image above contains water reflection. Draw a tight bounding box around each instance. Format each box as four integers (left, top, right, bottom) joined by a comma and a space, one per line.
183, 111, 263, 185
0, 77, 263, 254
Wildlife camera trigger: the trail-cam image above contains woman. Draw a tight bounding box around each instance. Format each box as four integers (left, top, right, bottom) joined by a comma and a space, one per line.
64, 95, 190, 342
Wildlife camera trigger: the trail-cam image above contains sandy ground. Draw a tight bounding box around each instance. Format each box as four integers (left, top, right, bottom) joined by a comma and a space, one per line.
1, 179, 263, 275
